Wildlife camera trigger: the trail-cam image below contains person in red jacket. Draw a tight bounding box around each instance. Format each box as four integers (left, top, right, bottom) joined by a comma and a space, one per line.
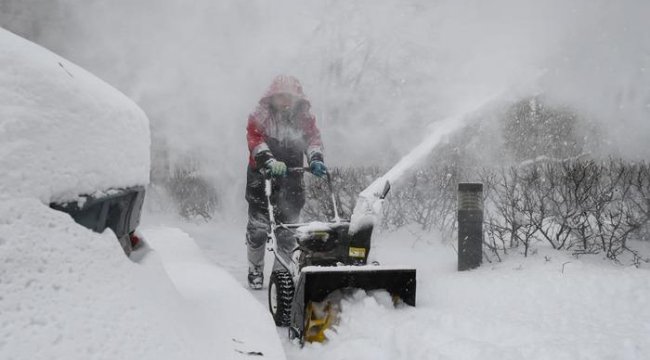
245, 75, 327, 289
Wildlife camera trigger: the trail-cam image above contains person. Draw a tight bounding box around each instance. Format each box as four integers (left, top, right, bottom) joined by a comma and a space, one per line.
245, 75, 327, 289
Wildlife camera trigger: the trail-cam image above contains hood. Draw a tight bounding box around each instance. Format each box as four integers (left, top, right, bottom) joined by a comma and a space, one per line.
260, 75, 310, 109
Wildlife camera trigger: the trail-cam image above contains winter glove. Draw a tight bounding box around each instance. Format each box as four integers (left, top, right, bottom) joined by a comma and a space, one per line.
265, 159, 287, 177
310, 160, 328, 178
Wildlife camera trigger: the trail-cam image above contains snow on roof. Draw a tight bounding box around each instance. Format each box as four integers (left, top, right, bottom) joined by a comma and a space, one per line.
0, 28, 150, 204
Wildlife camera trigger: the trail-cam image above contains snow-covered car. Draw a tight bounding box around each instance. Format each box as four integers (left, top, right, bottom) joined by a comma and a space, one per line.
0, 27, 295, 360
0, 27, 150, 257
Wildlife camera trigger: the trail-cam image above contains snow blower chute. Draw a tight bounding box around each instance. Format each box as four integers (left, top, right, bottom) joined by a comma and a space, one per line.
264, 168, 416, 344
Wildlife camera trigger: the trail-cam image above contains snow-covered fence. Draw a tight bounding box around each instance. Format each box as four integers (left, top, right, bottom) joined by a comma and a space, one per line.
304, 159, 650, 264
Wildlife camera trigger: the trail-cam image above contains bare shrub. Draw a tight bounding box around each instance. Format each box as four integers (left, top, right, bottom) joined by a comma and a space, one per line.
482, 159, 649, 262
166, 167, 219, 221
302, 166, 383, 222
301, 159, 650, 264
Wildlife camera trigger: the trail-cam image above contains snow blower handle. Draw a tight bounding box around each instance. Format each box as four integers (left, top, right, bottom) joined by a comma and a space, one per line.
288, 167, 309, 174
260, 167, 308, 178
264, 167, 341, 223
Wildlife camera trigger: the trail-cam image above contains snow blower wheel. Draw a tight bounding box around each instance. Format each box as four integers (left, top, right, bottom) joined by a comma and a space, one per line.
269, 271, 294, 327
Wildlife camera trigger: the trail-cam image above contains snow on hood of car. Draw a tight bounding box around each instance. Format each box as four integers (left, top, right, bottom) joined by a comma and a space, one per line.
0, 28, 150, 204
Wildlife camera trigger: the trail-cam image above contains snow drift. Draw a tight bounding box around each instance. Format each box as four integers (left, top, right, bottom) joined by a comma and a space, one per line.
287, 228, 650, 360
0, 28, 150, 204
0, 200, 287, 360
0, 199, 193, 360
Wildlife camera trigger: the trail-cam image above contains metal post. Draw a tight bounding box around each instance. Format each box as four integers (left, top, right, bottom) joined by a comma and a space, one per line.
458, 183, 483, 271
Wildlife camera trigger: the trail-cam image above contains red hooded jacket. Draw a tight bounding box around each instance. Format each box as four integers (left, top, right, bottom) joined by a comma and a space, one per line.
247, 75, 324, 169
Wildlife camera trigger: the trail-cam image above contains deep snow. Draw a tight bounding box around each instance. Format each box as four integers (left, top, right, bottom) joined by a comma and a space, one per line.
292, 231, 650, 360
0, 200, 193, 360
169, 218, 650, 360
0, 28, 150, 204
0, 200, 286, 360
6, 195, 646, 360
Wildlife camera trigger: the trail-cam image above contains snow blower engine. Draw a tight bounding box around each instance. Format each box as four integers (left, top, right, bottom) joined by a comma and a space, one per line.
264, 168, 416, 344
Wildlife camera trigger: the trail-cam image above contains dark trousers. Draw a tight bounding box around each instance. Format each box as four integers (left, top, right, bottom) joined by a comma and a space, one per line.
245, 166, 305, 271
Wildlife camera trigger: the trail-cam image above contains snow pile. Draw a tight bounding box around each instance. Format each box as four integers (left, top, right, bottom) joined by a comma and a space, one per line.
287, 228, 650, 360
0, 200, 286, 360
0, 199, 193, 360
0, 28, 150, 204
0, 30, 284, 359
301, 265, 415, 273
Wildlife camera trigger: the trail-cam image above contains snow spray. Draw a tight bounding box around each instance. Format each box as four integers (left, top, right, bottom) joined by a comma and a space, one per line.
349, 94, 505, 234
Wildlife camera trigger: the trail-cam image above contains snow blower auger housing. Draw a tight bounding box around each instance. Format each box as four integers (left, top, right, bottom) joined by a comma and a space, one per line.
263, 168, 416, 345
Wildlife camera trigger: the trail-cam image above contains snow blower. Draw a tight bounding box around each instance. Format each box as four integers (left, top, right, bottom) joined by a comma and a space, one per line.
264, 168, 416, 344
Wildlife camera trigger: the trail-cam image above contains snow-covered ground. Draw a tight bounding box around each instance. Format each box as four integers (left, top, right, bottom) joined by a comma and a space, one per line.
7, 197, 646, 359
141, 226, 286, 359
155, 216, 650, 360
0, 200, 286, 360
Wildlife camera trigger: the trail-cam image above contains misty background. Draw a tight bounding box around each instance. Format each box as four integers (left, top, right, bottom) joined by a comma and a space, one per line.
2, 0, 649, 220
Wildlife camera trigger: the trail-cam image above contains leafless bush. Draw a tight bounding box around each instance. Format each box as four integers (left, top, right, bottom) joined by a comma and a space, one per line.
481, 159, 649, 262
166, 167, 219, 221
307, 159, 650, 264
588, 160, 644, 260
381, 166, 458, 234
303, 165, 458, 238
483, 166, 543, 257
302, 166, 383, 222
628, 162, 650, 241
